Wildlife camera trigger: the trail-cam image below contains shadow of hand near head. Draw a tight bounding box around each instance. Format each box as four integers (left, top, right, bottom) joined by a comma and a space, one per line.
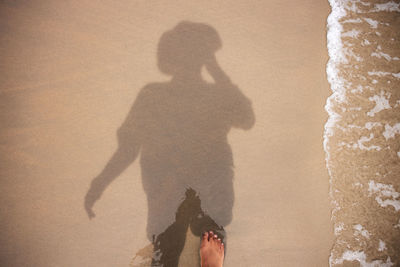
84, 21, 255, 266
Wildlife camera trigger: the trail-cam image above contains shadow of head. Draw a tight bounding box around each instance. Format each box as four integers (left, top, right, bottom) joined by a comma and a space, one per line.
157, 21, 222, 76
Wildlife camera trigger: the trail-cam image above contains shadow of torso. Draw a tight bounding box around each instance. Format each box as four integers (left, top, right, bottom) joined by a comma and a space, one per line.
118, 79, 254, 240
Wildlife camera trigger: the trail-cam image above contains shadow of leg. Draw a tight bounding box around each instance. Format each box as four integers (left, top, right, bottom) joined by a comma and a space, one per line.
149, 188, 227, 266
151, 188, 198, 266
152, 220, 188, 267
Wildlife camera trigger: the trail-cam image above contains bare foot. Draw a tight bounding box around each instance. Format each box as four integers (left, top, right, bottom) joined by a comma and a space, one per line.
200, 231, 224, 267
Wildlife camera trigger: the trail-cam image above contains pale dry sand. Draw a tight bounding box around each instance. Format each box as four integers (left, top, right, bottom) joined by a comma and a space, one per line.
0, 1, 333, 266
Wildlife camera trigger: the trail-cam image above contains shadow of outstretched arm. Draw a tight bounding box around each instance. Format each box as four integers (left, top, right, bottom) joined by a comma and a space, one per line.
84, 144, 140, 219
84, 87, 149, 219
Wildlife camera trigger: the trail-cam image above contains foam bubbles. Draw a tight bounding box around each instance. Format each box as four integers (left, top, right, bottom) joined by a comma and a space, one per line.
382, 123, 400, 140
368, 180, 400, 211
367, 91, 391, 117
331, 250, 394, 267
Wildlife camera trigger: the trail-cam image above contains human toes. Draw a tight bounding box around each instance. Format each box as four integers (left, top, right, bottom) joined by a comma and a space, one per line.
208, 231, 214, 241
212, 234, 218, 242
216, 237, 223, 247
201, 232, 209, 247
210, 233, 219, 246
217, 238, 224, 251
203, 231, 209, 241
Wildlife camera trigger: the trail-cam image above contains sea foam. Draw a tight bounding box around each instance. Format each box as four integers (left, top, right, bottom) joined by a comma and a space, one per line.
325, 0, 400, 266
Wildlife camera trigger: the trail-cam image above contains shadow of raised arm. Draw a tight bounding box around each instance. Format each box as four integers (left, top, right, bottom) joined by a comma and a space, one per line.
205, 55, 255, 130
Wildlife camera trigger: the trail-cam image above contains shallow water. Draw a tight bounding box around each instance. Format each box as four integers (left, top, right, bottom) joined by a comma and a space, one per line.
325, 0, 400, 265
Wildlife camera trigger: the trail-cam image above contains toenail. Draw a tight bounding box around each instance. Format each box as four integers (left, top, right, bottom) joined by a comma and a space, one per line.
213, 234, 217, 239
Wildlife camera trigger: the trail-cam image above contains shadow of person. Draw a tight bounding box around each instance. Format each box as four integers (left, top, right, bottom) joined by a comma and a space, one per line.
84, 21, 255, 266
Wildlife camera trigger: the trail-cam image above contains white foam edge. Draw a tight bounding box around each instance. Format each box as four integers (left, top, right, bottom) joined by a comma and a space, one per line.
330, 250, 394, 267
325, 0, 348, 220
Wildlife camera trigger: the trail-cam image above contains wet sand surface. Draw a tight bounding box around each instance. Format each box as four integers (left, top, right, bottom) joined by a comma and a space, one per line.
326, 1, 400, 266
0, 1, 333, 266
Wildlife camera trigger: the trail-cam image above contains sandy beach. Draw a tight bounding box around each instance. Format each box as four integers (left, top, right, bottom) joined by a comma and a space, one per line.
0, 1, 333, 266
326, 1, 400, 265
